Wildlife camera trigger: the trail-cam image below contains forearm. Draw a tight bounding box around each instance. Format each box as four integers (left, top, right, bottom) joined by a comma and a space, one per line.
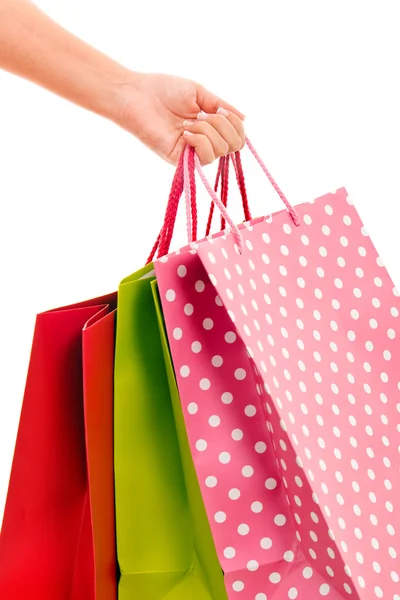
0, 0, 134, 121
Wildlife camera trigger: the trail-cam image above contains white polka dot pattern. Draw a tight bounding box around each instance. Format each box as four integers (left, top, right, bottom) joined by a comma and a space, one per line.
157, 251, 348, 598
155, 187, 400, 599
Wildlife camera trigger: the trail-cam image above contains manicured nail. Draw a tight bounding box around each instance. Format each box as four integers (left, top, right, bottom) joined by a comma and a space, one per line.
183, 130, 194, 136
197, 112, 209, 121
183, 120, 195, 127
217, 107, 230, 116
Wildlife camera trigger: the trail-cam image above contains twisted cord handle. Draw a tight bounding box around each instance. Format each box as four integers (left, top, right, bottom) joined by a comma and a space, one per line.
220, 155, 229, 230
245, 136, 299, 226
205, 158, 224, 237
233, 151, 252, 222
148, 136, 299, 263
146, 151, 185, 263
192, 150, 243, 249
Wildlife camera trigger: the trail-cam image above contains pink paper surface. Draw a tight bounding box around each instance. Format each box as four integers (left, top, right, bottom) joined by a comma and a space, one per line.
155, 188, 400, 599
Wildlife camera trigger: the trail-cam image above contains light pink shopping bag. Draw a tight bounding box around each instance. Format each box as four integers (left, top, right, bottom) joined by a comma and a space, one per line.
154, 143, 400, 600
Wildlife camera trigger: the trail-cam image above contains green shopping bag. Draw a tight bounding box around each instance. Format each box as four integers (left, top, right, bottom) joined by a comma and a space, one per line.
114, 262, 226, 600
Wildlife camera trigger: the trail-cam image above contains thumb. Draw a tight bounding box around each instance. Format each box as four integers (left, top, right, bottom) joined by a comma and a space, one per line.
195, 83, 245, 120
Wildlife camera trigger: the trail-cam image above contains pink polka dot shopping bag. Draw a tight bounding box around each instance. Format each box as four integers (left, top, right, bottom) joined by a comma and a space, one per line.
153, 142, 400, 600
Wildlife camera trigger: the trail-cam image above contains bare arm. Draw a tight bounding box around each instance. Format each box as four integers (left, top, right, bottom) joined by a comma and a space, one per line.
0, 0, 245, 164
0, 0, 130, 121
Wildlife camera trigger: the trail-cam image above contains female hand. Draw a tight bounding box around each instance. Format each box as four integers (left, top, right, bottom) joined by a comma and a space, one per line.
0, 0, 245, 166
115, 72, 246, 165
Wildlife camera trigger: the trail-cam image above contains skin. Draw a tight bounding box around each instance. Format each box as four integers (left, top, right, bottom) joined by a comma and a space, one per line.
0, 0, 245, 165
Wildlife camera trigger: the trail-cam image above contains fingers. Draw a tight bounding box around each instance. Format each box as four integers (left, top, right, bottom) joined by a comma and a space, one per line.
215, 108, 246, 149
183, 109, 245, 166
196, 84, 245, 120
183, 131, 216, 166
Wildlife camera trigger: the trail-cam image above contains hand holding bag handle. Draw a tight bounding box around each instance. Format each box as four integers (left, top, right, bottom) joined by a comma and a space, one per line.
147, 152, 248, 263
184, 138, 300, 248
148, 138, 300, 262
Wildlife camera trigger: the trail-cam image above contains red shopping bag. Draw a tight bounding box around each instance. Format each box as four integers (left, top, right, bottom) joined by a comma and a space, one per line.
0, 294, 117, 600
154, 144, 400, 600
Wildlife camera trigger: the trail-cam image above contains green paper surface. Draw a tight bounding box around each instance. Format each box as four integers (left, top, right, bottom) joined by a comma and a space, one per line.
114, 263, 226, 599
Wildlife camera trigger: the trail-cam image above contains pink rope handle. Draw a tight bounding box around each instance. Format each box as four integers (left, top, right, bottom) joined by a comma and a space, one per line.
192, 151, 243, 250
184, 148, 235, 243
205, 157, 224, 237
189, 148, 197, 241
148, 136, 298, 263
232, 151, 252, 222
205, 153, 252, 237
183, 145, 193, 241
245, 136, 300, 226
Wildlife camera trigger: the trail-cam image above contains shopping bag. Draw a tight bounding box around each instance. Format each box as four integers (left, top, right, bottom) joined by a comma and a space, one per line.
0, 294, 117, 600
154, 143, 400, 599
114, 262, 226, 600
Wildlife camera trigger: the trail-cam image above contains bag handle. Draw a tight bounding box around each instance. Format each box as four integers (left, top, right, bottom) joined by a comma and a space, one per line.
184, 138, 300, 240
184, 151, 253, 241
147, 150, 225, 264
147, 151, 185, 263
245, 137, 300, 226
147, 138, 300, 263
205, 152, 252, 237
184, 138, 299, 240
184, 146, 243, 247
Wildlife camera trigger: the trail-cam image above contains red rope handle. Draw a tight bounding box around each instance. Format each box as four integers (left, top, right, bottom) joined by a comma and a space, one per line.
146, 152, 185, 263
147, 136, 299, 263
193, 151, 243, 250
147, 232, 161, 266
157, 173, 183, 257
220, 155, 229, 230
205, 151, 252, 237
158, 153, 185, 257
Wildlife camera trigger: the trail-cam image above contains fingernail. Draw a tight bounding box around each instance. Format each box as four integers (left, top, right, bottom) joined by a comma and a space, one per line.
197, 112, 209, 121
217, 107, 230, 116
183, 120, 195, 127
183, 130, 194, 136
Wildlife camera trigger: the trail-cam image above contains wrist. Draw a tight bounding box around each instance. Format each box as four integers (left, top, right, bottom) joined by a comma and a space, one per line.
106, 69, 145, 130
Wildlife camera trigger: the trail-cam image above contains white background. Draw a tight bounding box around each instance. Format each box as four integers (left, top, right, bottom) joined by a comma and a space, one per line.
1, 0, 400, 522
